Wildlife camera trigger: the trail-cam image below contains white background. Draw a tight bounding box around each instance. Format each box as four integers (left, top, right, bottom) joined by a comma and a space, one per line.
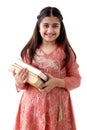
0, 0, 87, 130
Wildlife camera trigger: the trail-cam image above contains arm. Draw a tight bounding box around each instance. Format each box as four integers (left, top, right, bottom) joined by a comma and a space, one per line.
13, 57, 30, 92
40, 50, 81, 93
64, 50, 81, 91
16, 82, 29, 92
13, 68, 29, 92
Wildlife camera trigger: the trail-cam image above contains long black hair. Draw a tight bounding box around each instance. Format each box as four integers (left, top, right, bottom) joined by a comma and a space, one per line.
21, 6, 76, 66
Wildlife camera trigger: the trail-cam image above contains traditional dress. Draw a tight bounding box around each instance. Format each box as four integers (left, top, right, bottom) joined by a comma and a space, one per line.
14, 46, 81, 130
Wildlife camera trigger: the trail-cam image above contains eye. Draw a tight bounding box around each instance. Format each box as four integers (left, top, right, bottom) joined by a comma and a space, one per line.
43, 24, 49, 28
52, 23, 60, 28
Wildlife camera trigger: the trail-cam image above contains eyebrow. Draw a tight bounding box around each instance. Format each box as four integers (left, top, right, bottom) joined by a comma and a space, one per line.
43, 22, 60, 25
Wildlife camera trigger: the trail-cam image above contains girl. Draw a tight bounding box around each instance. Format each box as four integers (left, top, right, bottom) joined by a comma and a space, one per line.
13, 6, 81, 130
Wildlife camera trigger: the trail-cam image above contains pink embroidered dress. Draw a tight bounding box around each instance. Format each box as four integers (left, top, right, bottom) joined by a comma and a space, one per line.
14, 46, 81, 130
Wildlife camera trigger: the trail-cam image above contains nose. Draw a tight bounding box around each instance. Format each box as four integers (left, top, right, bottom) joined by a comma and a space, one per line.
47, 26, 54, 33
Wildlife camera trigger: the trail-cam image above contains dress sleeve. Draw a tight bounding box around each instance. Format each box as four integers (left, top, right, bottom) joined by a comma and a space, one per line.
16, 83, 29, 92
64, 50, 81, 91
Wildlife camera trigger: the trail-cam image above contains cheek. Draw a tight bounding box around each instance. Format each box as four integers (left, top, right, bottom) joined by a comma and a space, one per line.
56, 29, 60, 36
39, 28, 46, 36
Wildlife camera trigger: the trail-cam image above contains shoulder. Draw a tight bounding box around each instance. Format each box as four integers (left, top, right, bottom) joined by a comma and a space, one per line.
56, 45, 66, 59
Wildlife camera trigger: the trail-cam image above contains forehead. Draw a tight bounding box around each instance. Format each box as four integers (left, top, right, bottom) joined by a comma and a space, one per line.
41, 16, 60, 24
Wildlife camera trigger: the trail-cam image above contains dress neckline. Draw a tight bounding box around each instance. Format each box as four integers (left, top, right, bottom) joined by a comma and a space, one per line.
39, 45, 58, 57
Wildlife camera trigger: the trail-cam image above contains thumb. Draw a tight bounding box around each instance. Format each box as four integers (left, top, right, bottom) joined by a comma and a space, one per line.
12, 69, 16, 76
45, 73, 53, 79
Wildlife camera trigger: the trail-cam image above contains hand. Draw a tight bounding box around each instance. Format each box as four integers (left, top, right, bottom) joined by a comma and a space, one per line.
39, 73, 59, 93
13, 68, 29, 88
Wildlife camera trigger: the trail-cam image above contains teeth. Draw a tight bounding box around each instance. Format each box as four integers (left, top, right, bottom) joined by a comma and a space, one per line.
47, 34, 53, 36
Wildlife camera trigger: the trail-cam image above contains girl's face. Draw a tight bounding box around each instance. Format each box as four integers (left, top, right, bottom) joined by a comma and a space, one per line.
39, 16, 61, 43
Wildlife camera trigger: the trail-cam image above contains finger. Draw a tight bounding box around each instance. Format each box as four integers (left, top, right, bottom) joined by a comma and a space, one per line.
18, 69, 28, 79
45, 73, 53, 79
41, 81, 49, 88
12, 69, 16, 76
21, 74, 28, 84
23, 77, 28, 83
39, 83, 47, 89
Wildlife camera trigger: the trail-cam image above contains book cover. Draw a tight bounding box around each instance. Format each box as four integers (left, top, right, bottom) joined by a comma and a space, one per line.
8, 59, 48, 89
16, 59, 48, 81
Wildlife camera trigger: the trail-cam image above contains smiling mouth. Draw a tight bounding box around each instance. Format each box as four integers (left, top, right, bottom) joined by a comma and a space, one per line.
45, 34, 55, 37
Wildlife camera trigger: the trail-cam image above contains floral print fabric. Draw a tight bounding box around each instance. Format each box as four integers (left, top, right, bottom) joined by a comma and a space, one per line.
14, 46, 81, 130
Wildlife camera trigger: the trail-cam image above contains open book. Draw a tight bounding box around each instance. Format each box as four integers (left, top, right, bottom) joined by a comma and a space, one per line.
8, 59, 48, 89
